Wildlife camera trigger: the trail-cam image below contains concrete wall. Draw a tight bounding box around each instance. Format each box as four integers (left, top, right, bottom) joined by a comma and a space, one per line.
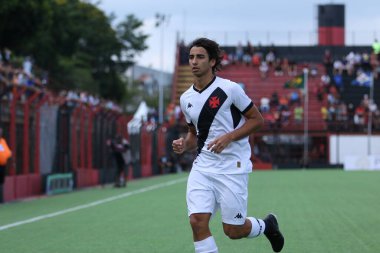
329, 134, 380, 164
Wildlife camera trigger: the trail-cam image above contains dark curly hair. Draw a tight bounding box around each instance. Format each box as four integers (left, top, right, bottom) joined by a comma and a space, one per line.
188, 38, 223, 73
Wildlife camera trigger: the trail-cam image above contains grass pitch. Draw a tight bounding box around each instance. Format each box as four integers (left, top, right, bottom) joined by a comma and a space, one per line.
0, 169, 379, 253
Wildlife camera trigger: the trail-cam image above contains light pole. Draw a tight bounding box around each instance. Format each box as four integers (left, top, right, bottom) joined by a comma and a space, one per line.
303, 68, 309, 168
155, 13, 170, 124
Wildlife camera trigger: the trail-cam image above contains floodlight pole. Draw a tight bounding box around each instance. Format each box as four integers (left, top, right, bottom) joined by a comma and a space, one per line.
367, 73, 374, 155
303, 68, 309, 168
156, 14, 169, 125
159, 24, 164, 125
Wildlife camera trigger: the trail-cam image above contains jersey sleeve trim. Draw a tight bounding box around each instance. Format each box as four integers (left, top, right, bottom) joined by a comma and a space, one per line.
241, 101, 254, 114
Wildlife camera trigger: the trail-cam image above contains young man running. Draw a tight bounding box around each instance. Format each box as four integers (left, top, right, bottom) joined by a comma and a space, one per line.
172, 38, 284, 253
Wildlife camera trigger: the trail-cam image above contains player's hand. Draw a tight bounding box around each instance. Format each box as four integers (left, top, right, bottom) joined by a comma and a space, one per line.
207, 134, 232, 154
172, 137, 185, 154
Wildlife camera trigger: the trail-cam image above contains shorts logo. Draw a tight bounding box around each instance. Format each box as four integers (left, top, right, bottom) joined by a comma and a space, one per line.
234, 213, 243, 219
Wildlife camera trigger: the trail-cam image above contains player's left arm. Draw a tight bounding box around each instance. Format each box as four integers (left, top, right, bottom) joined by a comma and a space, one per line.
207, 105, 264, 153
230, 104, 264, 140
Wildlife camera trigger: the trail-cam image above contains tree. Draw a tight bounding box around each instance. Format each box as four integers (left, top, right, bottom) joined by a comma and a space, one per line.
0, 0, 53, 59
116, 14, 149, 68
0, 0, 149, 102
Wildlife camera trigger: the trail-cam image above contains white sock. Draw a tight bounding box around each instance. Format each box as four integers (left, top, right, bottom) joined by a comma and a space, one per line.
194, 236, 218, 253
247, 217, 266, 238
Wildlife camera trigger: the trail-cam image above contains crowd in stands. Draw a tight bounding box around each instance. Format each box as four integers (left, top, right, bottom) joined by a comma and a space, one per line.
317, 44, 380, 132
221, 41, 300, 79
57, 89, 122, 112
219, 41, 306, 130
0, 55, 46, 99
259, 90, 304, 131
0, 50, 122, 113
218, 40, 380, 132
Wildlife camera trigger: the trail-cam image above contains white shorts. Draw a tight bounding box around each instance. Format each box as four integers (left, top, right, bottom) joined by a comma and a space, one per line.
186, 169, 249, 225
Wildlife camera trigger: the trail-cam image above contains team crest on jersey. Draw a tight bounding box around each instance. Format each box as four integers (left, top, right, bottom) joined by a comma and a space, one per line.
208, 96, 220, 109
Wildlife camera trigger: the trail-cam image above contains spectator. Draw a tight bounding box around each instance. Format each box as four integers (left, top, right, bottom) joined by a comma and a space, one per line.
361, 52, 371, 71
265, 50, 276, 66
242, 52, 252, 66
323, 49, 333, 70
3, 48, 12, 65
320, 73, 331, 92
246, 41, 253, 56
23, 56, 33, 76
327, 104, 336, 122
327, 93, 336, 105
221, 52, 230, 66
362, 94, 370, 109
288, 59, 297, 76
107, 134, 131, 187
372, 39, 380, 61
281, 57, 289, 74
353, 52, 362, 69
260, 96, 270, 113
309, 63, 318, 77
333, 72, 343, 92
321, 106, 328, 122
274, 59, 284, 76
281, 108, 291, 126
270, 91, 279, 107
347, 103, 355, 129
345, 51, 355, 76
289, 91, 300, 106
354, 104, 366, 130
333, 58, 343, 75
336, 102, 348, 129
259, 61, 269, 79
278, 95, 289, 111
251, 53, 261, 66
274, 110, 282, 129
0, 127, 12, 203
235, 42, 244, 63
316, 84, 324, 102
294, 104, 303, 124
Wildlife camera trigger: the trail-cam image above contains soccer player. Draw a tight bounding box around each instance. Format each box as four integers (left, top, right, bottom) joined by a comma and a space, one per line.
172, 38, 284, 253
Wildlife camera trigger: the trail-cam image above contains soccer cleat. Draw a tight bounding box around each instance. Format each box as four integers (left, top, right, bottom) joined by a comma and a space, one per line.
263, 213, 284, 252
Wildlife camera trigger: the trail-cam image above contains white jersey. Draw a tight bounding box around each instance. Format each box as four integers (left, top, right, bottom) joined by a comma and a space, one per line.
180, 76, 254, 174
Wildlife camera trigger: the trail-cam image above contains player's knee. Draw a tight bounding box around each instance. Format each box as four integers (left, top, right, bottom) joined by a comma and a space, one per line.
189, 215, 207, 232
223, 226, 244, 240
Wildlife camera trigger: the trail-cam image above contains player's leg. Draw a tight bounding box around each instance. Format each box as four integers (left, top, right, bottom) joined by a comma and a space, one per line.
190, 213, 218, 253
189, 213, 212, 240
187, 170, 218, 253
216, 173, 256, 239
223, 215, 284, 252
216, 173, 284, 251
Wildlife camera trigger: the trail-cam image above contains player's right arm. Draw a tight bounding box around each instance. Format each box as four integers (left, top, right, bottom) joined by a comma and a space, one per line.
172, 125, 197, 154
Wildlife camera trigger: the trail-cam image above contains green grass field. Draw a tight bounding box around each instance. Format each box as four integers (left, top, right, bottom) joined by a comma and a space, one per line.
1, 170, 379, 253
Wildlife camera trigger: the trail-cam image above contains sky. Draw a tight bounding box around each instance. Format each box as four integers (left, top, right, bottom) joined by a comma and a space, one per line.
98, 0, 380, 73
